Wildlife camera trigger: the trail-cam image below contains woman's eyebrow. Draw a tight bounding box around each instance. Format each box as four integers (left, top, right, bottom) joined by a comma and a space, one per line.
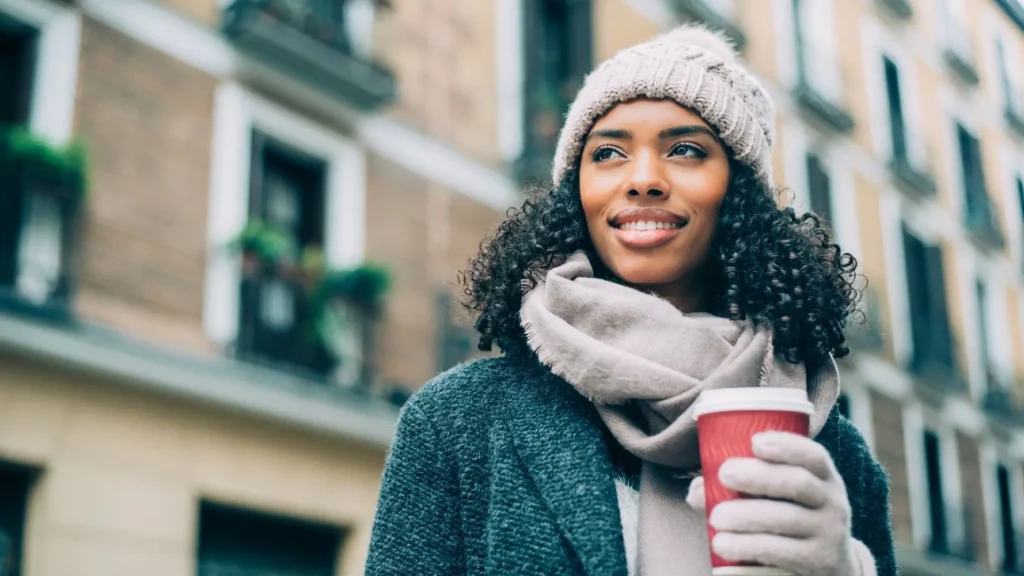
586, 128, 631, 142
658, 125, 720, 142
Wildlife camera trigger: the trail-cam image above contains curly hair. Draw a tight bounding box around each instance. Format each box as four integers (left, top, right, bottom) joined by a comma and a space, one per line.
461, 161, 862, 367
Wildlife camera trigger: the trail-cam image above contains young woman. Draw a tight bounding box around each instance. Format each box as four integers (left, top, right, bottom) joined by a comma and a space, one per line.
366, 26, 896, 576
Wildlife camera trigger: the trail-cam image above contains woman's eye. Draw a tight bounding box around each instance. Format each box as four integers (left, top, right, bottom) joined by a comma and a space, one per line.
669, 143, 707, 158
592, 146, 624, 162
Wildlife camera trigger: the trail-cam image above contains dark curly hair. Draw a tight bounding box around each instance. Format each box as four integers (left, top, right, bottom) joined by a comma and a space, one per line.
461, 160, 862, 367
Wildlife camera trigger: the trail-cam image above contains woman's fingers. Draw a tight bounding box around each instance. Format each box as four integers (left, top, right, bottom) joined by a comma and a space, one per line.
712, 532, 815, 572
752, 431, 835, 481
686, 476, 706, 511
718, 457, 829, 509
709, 498, 820, 538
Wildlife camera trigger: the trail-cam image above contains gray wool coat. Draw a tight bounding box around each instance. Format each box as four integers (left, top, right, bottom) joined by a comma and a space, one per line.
365, 355, 897, 576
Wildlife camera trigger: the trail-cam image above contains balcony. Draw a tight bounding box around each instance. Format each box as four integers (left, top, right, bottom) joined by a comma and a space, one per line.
222, 0, 397, 110
232, 225, 391, 391
791, 33, 855, 133
964, 193, 1005, 251
941, 19, 980, 86
0, 126, 85, 324
888, 132, 938, 199
673, 0, 746, 50
876, 0, 913, 20
982, 385, 1023, 426
910, 337, 969, 396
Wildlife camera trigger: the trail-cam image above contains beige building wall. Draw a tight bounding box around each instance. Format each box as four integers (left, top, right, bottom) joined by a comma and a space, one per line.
0, 353, 385, 576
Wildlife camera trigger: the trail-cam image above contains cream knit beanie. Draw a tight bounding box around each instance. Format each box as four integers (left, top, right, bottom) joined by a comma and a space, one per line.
552, 25, 775, 188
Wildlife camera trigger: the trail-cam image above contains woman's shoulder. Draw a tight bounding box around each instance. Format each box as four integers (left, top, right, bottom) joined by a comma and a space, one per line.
816, 409, 887, 487
405, 355, 541, 420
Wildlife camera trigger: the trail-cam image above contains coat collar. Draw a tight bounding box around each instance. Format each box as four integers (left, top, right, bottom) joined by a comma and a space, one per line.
500, 357, 628, 576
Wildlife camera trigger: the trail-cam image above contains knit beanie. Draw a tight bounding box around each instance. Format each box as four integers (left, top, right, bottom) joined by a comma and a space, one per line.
552, 25, 776, 188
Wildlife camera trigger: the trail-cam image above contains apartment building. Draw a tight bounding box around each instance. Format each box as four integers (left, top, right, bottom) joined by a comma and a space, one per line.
0, 0, 1023, 574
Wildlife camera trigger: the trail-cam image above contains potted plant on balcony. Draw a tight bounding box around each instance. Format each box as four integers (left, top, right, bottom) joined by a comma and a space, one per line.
229, 219, 297, 276
311, 263, 391, 388
0, 125, 88, 207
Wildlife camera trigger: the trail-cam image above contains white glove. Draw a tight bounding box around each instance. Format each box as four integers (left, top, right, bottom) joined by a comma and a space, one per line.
686, 432, 876, 576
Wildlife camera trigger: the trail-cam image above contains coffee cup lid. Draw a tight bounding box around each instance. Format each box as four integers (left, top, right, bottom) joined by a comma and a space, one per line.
692, 387, 813, 418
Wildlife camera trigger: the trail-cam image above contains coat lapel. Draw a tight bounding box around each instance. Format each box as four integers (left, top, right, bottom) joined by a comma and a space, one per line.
501, 360, 628, 576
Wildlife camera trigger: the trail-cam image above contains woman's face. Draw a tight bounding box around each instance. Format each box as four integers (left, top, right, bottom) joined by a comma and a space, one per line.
579, 99, 731, 308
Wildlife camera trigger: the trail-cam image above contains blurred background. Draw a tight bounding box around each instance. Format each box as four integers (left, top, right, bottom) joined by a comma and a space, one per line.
0, 0, 1022, 574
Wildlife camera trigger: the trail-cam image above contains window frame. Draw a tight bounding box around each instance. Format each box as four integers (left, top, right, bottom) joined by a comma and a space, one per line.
204, 83, 367, 348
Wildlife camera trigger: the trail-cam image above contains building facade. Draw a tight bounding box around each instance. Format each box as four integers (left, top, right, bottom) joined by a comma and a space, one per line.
0, 0, 1023, 574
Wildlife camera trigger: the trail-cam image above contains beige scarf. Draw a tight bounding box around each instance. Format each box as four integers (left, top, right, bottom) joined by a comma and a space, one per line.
520, 251, 839, 576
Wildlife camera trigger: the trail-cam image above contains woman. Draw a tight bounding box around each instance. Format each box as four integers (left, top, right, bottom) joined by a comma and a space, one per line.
366, 26, 896, 576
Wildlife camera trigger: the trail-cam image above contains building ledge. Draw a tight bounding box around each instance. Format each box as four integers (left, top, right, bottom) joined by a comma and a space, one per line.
0, 311, 399, 449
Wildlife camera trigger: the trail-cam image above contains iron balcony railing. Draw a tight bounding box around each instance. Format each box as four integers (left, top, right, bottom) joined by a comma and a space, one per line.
0, 129, 83, 324
888, 127, 938, 199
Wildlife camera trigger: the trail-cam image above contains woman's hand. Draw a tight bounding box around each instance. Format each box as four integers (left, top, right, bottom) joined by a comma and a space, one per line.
685, 432, 876, 576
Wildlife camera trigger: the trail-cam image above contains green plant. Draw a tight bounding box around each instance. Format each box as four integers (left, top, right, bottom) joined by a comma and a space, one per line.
0, 125, 89, 199
314, 264, 391, 316
229, 219, 297, 265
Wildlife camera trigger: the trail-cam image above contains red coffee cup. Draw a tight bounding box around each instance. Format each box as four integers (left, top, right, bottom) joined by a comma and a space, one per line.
693, 387, 813, 576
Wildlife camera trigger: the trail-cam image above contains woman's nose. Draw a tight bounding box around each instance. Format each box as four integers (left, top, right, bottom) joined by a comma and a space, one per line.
626, 150, 670, 197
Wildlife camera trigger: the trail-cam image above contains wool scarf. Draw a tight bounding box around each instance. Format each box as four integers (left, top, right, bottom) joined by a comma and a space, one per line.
520, 251, 840, 576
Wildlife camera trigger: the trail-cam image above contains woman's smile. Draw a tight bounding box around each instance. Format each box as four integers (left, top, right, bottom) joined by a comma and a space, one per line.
609, 206, 690, 249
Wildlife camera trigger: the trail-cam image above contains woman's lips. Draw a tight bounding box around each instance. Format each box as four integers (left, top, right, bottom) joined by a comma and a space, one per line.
611, 225, 683, 249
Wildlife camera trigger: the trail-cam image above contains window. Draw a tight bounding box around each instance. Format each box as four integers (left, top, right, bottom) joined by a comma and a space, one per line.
883, 57, 908, 162
976, 280, 995, 391
0, 16, 37, 304
957, 123, 1002, 246
924, 430, 949, 554
519, 0, 591, 180
997, 464, 1021, 573
902, 227, 955, 375
805, 153, 833, 223
197, 502, 343, 576
0, 464, 33, 576
236, 132, 333, 376
792, 0, 841, 100
0, 9, 81, 320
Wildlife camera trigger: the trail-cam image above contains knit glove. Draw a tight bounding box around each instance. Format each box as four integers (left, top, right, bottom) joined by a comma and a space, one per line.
686, 432, 877, 576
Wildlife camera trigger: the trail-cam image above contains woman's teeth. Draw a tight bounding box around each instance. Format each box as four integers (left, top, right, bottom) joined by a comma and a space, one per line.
616, 221, 682, 231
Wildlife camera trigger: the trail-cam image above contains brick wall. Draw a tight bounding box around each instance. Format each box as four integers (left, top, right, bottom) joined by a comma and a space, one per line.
870, 390, 914, 545
957, 432, 990, 566
73, 18, 217, 355
364, 153, 502, 390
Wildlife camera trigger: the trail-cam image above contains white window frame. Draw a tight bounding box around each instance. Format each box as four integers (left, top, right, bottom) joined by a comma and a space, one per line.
972, 267, 1014, 396
840, 373, 876, 452
904, 403, 968, 551
986, 14, 1024, 118
880, 193, 917, 368
1001, 144, 1024, 267
203, 82, 367, 346
0, 0, 82, 301
781, 120, 862, 259
945, 104, 984, 225
862, 18, 929, 173
495, 0, 525, 163
981, 442, 1024, 572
